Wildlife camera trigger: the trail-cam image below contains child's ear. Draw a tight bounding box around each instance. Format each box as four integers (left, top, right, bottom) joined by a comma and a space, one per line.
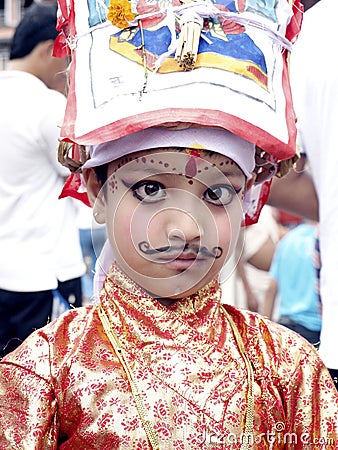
83, 168, 106, 224
244, 173, 257, 193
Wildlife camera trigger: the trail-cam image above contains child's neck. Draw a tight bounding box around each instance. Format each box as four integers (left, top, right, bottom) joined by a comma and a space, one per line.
156, 297, 178, 307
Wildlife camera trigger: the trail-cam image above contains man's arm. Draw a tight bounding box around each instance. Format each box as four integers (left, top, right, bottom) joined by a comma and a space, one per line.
268, 155, 319, 221
246, 235, 275, 272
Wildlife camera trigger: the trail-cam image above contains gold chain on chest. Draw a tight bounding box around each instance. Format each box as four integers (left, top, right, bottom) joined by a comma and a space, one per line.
98, 303, 254, 450
98, 305, 160, 449
220, 305, 255, 449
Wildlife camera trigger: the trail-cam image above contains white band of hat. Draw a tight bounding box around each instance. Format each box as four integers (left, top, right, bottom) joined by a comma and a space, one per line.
83, 127, 255, 179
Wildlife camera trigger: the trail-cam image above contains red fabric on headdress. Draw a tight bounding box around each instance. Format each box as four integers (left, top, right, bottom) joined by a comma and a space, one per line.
59, 172, 91, 207
286, 1, 303, 44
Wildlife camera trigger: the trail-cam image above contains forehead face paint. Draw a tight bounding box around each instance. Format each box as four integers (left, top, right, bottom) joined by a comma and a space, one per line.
100, 149, 245, 299
107, 149, 245, 187
84, 127, 256, 180
184, 149, 204, 179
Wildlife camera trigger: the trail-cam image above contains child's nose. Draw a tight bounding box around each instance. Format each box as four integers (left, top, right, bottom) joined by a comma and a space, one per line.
165, 209, 201, 244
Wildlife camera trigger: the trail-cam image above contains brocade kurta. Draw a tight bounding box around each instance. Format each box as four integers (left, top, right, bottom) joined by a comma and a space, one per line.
0, 266, 337, 449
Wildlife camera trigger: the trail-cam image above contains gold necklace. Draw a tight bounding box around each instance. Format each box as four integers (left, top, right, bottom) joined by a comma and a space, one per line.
220, 305, 255, 450
98, 303, 254, 450
98, 305, 160, 449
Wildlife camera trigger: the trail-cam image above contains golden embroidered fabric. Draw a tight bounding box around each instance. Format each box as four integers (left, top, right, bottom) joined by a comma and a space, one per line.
0, 264, 338, 449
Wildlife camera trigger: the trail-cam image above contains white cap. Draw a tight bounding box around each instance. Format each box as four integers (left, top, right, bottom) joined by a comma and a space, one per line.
83, 126, 255, 179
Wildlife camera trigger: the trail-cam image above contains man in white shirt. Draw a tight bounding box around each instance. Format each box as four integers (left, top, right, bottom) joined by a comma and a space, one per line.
0, 3, 85, 355
269, 0, 338, 389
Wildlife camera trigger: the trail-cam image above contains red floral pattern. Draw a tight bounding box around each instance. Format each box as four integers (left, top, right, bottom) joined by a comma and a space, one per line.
0, 265, 337, 449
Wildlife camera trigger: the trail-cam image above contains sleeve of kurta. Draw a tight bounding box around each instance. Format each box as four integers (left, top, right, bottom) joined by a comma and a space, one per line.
282, 341, 338, 449
0, 341, 58, 449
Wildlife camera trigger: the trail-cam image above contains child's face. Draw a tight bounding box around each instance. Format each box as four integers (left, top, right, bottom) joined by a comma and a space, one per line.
90, 148, 247, 302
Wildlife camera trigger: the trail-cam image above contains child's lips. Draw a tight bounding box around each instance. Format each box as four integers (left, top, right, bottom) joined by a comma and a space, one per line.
164, 259, 196, 271
158, 252, 206, 271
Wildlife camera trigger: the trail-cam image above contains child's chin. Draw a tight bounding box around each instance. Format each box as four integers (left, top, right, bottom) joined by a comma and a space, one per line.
147, 277, 214, 300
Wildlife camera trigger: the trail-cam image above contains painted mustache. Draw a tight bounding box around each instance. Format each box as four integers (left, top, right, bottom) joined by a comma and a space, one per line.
138, 241, 223, 259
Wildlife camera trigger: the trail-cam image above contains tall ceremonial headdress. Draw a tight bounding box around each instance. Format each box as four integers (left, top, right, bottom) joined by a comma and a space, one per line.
56, 0, 303, 225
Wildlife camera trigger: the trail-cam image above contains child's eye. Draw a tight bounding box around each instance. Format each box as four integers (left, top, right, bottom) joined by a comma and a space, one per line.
204, 184, 239, 206
131, 180, 166, 202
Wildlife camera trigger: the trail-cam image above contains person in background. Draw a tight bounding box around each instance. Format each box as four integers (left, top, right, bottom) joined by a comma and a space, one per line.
220, 205, 279, 314
264, 222, 322, 346
77, 202, 106, 303
0, 3, 85, 355
268, 0, 338, 389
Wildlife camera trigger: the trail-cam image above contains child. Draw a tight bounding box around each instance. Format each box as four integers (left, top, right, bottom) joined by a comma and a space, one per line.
1, 0, 337, 448
1, 128, 337, 449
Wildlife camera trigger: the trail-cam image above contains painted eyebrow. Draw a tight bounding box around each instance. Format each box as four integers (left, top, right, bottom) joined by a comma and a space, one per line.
219, 173, 246, 186
118, 164, 172, 177
116, 156, 246, 185
119, 165, 243, 177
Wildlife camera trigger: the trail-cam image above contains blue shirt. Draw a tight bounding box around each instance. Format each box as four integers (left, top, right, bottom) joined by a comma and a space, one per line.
270, 224, 321, 331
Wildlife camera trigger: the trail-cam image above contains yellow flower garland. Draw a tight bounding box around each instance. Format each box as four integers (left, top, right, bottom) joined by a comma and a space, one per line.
107, 0, 135, 29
